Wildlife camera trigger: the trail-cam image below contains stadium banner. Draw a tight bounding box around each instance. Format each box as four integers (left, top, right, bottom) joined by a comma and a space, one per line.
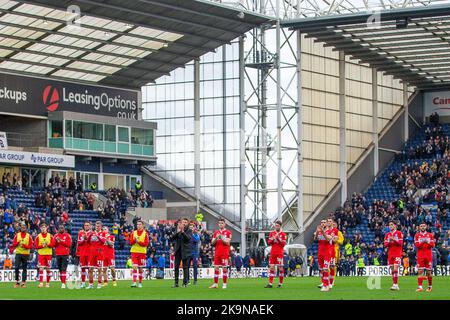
424, 90, 450, 117
309, 265, 450, 276
0, 150, 75, 168
0, 72, 139, 119
1, 266, 450, 282
0, 131, 7, 149
0, 267, 269, 282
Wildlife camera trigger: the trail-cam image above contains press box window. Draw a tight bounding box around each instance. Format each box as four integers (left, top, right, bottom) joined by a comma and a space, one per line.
131, 128, 153, 145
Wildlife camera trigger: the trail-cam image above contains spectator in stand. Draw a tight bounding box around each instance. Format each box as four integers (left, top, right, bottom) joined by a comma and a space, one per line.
234, 252, 243, 276
3, 254, 12, 269
158, 254, 166, 271
429, 112, 440, 127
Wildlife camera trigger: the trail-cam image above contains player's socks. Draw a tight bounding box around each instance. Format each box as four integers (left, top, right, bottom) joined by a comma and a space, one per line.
138, 270, 143, 283
214, 269, 219, 284
39, 270, 43, 283
61, 271, 66, 284
223, 268, 228, 284
133, 269, 138, 283
46, 271, 51, 284
279, 268, 284, 285
322, 271, 329, 287
329, 268, 335, 285
427, 276, 432, 287
392, 271, 398, 285
418, 276, 424, 287
268, 271, 274, 285
81, 268, 87, 283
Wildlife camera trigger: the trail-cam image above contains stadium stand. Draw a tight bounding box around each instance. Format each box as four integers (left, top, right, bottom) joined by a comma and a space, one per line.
0, 183, 215, 269
308, 123, 450, 272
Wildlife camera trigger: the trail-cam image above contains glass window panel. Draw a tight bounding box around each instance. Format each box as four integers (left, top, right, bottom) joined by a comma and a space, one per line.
118, 127, 129, 142
131, 128, 153, 145
105, 125, 116, 142
65, 120, 72, 137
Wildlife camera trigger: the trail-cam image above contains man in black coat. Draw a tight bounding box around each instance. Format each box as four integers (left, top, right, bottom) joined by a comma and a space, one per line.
170, 217, 192, 287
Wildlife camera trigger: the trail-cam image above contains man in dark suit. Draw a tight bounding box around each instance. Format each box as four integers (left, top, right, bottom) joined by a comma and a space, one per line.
170, 217, 192, 287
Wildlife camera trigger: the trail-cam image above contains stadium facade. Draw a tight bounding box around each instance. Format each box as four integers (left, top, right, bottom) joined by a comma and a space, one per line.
142, 0, 423, 250
0, 71, 153, 190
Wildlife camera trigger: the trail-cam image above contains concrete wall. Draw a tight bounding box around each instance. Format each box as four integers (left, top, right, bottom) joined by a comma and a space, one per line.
128, 206, 167, 221
142, 173, 188, 202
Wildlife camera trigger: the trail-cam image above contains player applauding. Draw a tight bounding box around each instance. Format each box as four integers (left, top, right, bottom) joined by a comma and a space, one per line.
102, 226, 117, 287
265, 220, 286, 288
54, 224, 72, 289
314, 219, 335, 292
130, 220, 149, 288
384, 220, 403, 291
209, 218, 232, 289
87, 221, 106, 289
77, 221, 92, 288
34, 223, 55, 288
414, 222, 435, 292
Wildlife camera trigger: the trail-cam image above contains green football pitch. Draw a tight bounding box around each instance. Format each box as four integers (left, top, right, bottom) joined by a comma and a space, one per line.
0, 276, 448, 300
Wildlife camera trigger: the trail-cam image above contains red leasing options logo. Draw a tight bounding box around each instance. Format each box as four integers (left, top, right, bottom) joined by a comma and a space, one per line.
43, 85, 60, 112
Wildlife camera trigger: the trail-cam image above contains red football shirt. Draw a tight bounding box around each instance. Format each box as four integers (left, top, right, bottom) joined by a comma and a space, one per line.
328, 227, 339, 256
88, 230, 106, 255
103, 234, 115, 259
414, 231, 435, 259
268, 231, 286, 256
76, 230, 91, 257
384, 230, 403, 257
317, 229, 332, 257
54, 232, 72, 256
213, 229, 232, 257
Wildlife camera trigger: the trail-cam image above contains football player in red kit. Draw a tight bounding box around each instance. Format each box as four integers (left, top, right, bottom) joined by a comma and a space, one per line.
327, 218, 339, 288
102, 226, 117, 287
87, 221, 106, 289
209, 218, 232, 289
54, 224, 72, 289
314, 219, 336, 292
265, 220, 286, 288
384, 221, 403, 290
77, 221, 92, 288
414, 222, 435, 292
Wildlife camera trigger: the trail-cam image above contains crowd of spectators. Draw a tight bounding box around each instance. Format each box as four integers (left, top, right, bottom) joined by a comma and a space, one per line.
312, 121, 450, 274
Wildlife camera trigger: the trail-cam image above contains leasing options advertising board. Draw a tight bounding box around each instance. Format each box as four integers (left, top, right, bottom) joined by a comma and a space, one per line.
424, 91, 450, 117
0, 72, 139, 119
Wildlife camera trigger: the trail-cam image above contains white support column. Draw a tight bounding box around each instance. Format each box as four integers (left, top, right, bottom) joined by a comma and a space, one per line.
296, 30, 303, 241
239, 36, 246, 256
403, 82, 409, 143
194, 59, 201, 213
98, 161, 104, 191
339, 51, 347, 205
372, 68, 379, 179
276, 0, 282, 221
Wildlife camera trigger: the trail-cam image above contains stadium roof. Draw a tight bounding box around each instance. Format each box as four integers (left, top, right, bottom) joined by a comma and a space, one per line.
0, 0, 272, 89
282, 4, 450, 90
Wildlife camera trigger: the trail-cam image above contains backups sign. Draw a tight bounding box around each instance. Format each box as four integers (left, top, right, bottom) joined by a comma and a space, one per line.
0, 72, 139, 119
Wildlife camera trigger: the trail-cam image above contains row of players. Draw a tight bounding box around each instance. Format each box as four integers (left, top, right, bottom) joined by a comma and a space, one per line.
11, 216, 433, 292
314, 217, 436, 292
8, 217, 285, 290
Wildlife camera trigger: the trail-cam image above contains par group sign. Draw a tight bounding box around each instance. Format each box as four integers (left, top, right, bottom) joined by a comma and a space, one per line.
0, 150, 75, 168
